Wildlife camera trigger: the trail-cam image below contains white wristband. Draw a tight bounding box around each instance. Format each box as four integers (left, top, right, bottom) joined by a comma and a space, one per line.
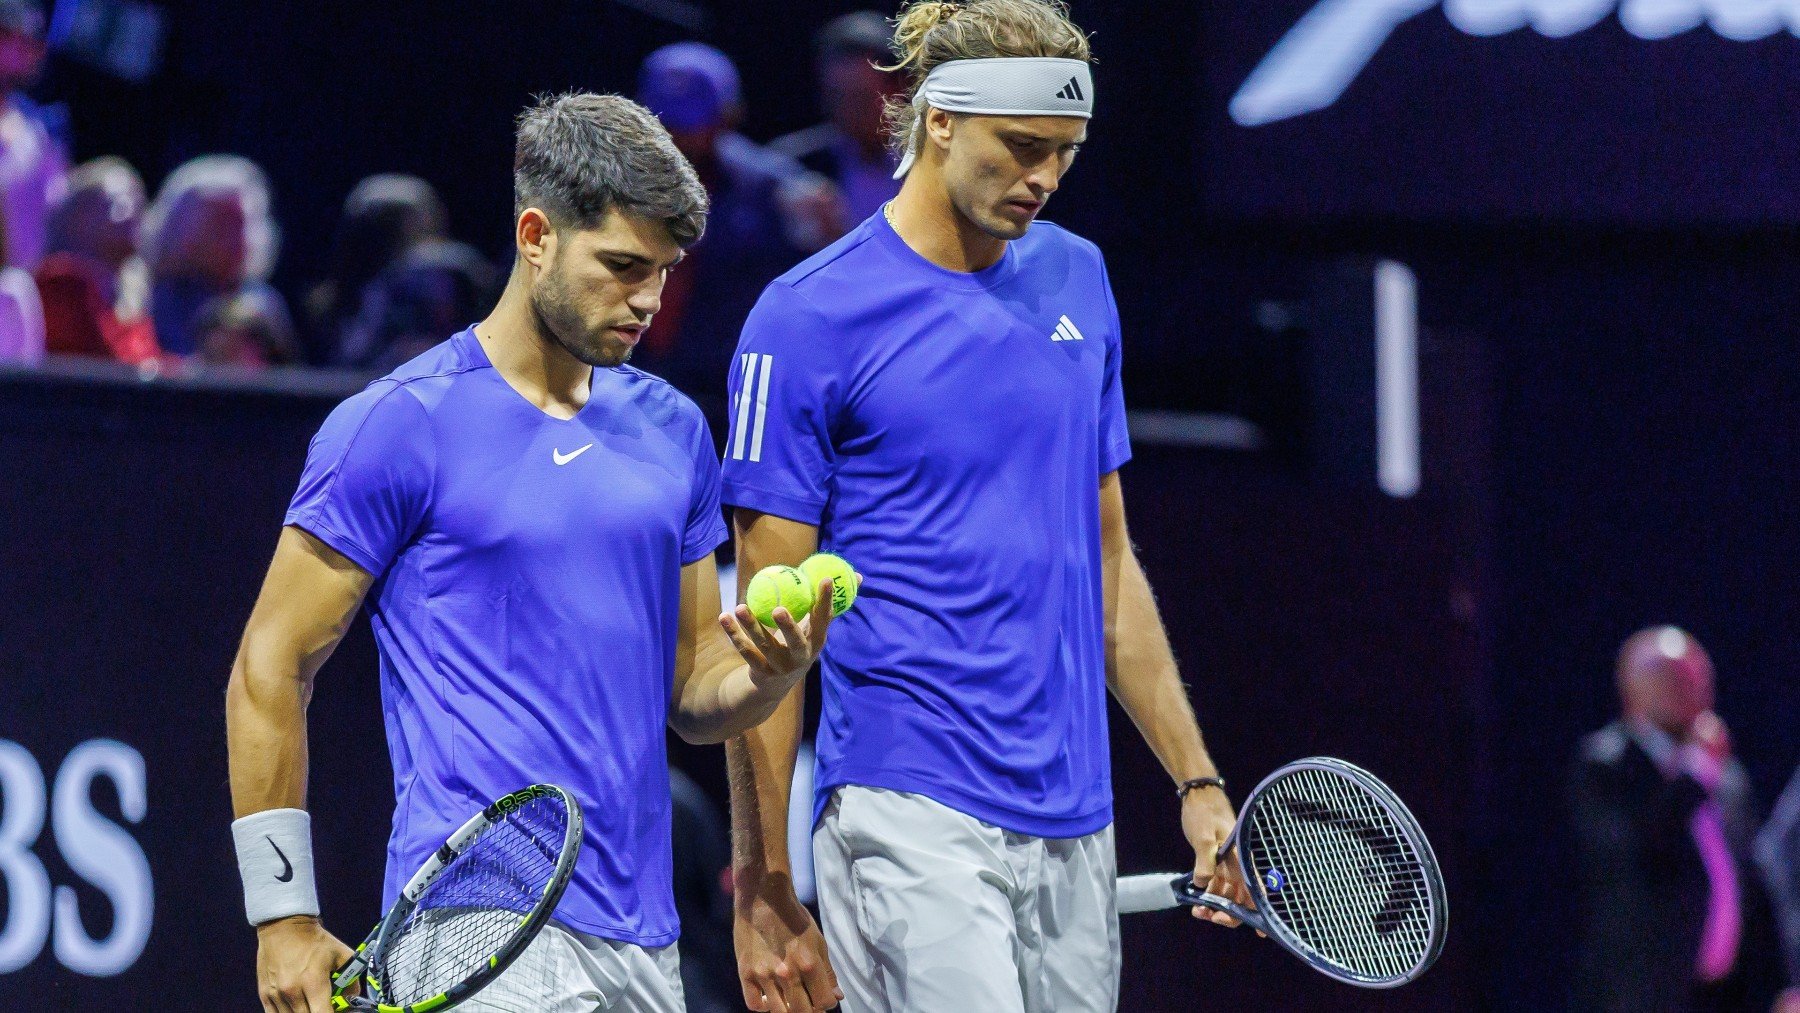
232, 808, 320, 926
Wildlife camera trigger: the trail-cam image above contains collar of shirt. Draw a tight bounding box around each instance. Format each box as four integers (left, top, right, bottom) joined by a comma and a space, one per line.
1626, 718, 1680, 773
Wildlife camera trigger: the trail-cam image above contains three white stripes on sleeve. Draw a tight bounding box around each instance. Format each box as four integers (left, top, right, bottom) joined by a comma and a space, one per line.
733, 316, 1082, 462
731, 352, 774, 462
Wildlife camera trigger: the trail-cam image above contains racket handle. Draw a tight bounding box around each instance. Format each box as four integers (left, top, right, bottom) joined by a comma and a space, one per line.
1116, 873, 1188, 913
1175, 878, 1259, 925
1116, 873, 1258, 921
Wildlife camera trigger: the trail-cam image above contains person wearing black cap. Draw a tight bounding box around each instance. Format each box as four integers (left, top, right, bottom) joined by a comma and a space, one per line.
771, 11, 905, 230
0, 0, 66, 270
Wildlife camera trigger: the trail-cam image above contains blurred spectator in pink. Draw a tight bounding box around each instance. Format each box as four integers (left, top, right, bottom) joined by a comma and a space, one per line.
304, 173, 446, 365
0, 0, 66, 270
1571, 627, 1786, 1011
772, 11, 904, 229
193, 286, 297, 368
36, 156, 159, 364
0, 205, 43, 364
141, 154, 285, 358
634, 41, 837, 423
332, 238, 496, 372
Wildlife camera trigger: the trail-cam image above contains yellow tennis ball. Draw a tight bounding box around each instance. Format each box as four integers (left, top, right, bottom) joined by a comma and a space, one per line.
745, 565, 815, 628
799, 553, 860, 617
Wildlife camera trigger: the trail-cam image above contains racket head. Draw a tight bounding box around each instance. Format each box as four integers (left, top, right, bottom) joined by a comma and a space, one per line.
1225, 757, 1447, 987
345, 784, 584, 1012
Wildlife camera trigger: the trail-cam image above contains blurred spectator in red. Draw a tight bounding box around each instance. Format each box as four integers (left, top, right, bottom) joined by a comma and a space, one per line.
0, 0, 65, 270
634, 41, 836, 425
192, 286, 297, 368
142, 154, 284, 358
304, 173, 446, 365
36, 156, 159, 364
332, 238, 496, 372
771, 11, 904, 229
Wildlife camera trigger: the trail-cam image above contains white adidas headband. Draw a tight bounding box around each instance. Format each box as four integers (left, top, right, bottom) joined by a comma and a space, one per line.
894, 57, 1095, 179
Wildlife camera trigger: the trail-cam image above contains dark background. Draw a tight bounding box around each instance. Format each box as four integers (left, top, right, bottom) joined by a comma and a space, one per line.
3, 0, 1799, 1009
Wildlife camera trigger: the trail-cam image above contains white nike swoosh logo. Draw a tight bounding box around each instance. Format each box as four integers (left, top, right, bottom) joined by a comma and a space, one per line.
553, 444, 594, 466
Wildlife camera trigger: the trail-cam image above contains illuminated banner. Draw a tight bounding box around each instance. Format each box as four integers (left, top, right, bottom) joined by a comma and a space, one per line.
0, 740, 150, 978
1202, 2, 1800, 222
1234, 0, 1800, 126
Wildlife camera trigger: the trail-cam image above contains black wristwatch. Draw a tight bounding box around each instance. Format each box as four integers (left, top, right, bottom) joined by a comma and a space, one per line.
1176, 776, 1226, 801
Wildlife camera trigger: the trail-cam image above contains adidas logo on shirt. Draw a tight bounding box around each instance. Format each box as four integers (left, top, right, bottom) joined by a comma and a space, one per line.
1055, 76, 1084, 102
1050, 315, 1086, 342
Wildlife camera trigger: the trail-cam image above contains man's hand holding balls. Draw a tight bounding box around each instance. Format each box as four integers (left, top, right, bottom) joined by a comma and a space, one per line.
721, 555, 862, 696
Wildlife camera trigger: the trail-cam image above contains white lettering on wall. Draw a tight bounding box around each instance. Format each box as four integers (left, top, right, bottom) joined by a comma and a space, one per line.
0, 742, 51, 974
52, 740, 153, 976
1233, 0, 1800, 126
0, 740, 152, 977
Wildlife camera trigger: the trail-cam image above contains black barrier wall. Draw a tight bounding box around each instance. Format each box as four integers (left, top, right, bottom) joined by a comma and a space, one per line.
0, 364, 389, 1008
0, 365, 1485, 1009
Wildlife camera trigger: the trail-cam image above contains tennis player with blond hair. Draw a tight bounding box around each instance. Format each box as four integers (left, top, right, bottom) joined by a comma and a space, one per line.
720, 4, 1250, 1011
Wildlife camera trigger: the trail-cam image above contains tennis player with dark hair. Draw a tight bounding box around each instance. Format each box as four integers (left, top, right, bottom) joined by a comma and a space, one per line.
722, 3, 1248, 1012
225, 92, 836, 1013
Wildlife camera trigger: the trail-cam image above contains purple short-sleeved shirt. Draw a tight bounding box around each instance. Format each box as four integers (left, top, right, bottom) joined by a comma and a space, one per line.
721, 213, 1131, 838
286, 328, 726, 945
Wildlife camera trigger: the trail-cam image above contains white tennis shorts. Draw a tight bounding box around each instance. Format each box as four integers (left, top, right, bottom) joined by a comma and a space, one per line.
813, 785, 1121, 1013
457, 920, 685, 1012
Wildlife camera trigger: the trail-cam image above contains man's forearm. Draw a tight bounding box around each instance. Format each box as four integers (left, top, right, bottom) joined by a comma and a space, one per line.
673, 652, 803, 745
725, 509, 820, 889
728, 685, 805, 881
1106, 548, 1219, 785
225, 647, 312, 818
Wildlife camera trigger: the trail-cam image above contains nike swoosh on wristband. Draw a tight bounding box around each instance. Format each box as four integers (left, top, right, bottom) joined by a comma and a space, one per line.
268, 837, 294, 883
553, 444, 594, 466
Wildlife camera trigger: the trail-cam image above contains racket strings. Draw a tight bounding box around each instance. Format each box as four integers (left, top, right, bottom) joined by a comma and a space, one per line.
1251, 771, 1433, 976
1243, 768, 1437, 982
374, 796, 571, 1005
1263, 781, 1432, 979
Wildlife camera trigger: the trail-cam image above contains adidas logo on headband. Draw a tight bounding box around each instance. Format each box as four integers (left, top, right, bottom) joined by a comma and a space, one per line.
894, 58, 1095, 178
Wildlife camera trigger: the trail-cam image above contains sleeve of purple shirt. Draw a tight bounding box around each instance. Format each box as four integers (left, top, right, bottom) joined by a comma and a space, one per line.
1097, 255, 1133, 475
284, 381, 436, 577
683, 413, 729, 565
720, 282, 842, 526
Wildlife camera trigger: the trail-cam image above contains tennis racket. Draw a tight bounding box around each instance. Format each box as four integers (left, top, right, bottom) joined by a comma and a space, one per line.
1116, 757, 1447, 988
330, 783, 583, 1012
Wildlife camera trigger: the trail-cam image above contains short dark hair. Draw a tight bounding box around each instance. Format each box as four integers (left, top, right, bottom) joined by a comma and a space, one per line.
513, 92, 708, 247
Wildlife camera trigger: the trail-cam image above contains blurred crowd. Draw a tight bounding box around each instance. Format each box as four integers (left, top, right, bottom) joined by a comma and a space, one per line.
0, 6, 901, 434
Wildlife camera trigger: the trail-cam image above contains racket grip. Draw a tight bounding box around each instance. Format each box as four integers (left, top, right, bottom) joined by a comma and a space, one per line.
1116, 873, 1187, 913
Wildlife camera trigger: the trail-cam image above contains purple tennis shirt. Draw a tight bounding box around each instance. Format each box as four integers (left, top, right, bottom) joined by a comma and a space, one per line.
286, 328, 727, 945
721, 212, 1131, 838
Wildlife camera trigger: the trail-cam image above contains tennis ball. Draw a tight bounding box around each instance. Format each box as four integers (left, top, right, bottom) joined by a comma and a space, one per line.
798, 553, 860, 617
745, 565, 815, 628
